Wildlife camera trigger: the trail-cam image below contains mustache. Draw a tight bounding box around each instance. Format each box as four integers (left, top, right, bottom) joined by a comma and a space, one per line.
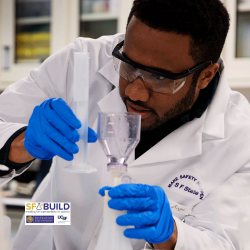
124, 97, 153, 111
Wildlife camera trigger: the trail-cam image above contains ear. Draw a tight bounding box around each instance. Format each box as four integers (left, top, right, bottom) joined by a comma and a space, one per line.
197, 63, 219, 90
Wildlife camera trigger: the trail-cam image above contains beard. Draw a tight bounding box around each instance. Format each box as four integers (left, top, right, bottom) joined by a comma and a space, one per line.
142, 79, 197, 131
121, 78, 197, 131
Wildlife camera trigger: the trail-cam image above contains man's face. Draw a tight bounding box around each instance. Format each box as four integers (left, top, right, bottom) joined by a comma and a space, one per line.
119, 17, 201, 131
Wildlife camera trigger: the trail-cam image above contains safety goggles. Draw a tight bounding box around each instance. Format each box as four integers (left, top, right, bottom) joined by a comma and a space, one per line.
112, 40, 212, 94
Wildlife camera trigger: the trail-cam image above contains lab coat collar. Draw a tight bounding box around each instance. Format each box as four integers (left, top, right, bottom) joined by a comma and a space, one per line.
98, 59, 119, 88
202, 58, 230, 139
97, 87, 126, 113
97, 57, 230, 166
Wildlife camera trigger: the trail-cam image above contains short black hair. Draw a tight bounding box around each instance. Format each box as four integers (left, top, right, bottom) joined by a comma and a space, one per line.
127, 0, 230, 65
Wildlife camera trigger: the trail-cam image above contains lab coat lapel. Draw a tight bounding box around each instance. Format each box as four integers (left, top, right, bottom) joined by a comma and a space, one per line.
98, 58, 126, 112
129, 111, 206, 167
98, 59, 119, 88
97, 87, 126, 113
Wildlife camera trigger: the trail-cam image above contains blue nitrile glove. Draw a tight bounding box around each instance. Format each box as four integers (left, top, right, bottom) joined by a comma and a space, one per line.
24, 98, 97, 161
99, 184, 174, 244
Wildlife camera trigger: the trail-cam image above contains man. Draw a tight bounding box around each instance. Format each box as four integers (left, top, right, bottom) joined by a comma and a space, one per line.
0, 0, 249, 249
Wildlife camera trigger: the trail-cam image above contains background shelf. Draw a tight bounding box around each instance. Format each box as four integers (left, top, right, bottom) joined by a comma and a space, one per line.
16, 16, 51, 25
238, 3, 250, 12
80, 13, 118, 21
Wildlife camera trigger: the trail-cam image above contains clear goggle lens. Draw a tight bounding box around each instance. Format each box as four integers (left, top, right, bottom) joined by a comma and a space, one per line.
113, 56, 186, 94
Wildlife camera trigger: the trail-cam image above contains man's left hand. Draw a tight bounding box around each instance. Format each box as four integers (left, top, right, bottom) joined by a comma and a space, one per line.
99, 184, 175, 244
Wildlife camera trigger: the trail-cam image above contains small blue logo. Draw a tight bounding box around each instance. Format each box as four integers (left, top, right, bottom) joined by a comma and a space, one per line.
36, 203, 43, 210
58, 215, 67, 220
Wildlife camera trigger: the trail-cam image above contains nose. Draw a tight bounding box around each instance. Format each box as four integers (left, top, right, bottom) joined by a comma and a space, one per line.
127, 72, 145, 83
125, 76, 150, 102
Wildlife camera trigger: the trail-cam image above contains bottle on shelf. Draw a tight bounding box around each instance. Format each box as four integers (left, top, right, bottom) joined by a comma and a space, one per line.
109, 0, 119, 14
82, 0, 93, 13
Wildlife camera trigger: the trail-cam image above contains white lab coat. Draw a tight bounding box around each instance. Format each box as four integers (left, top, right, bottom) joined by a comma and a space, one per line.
0, 33, 250, 250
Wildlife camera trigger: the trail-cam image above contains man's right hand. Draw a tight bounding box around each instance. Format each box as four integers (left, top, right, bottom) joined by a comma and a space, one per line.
24, 98, 97, 161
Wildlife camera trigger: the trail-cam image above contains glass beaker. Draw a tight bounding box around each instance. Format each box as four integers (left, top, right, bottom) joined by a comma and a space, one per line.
97, 112, 141, 176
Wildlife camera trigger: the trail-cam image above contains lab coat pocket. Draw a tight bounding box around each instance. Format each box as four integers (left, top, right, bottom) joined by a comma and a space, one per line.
168, 199, 193, 221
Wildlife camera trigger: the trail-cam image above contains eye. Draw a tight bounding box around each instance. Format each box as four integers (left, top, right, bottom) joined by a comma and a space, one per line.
123, 62, 136, 71
127, 64, 136, 70
151, 74, 166, 80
